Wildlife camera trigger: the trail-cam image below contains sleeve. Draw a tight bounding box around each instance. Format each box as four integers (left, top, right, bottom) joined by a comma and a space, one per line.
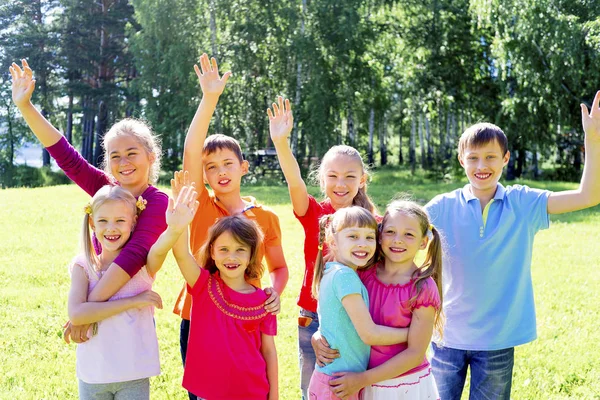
514, 185, 551, 233
46, 136, 112, 196
413, 278, 441, 311
68, 254, 89, 279
260, 312, 277, 336
263, 210, 283, 248
188, 268, 210, 297
113, 189, 169, 277
333, 268, 365, 301
424, 195, 444, 226
294, 195, 322, 229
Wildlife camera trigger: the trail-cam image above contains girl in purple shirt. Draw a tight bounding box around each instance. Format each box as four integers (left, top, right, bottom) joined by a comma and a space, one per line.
10, 60, 168, 343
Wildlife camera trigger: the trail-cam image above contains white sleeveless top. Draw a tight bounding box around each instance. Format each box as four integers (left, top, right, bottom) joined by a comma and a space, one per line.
70, 255, 160, 384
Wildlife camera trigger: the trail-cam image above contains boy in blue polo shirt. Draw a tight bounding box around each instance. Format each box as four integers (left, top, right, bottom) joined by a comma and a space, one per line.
426, 92, 600, 400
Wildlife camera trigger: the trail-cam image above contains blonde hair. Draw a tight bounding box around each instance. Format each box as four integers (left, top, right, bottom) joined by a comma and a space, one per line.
196, 215, 265, 280
379, 199, 444, 338
312, 206, 378, 299
102, 118, 162, 185
312, 145, 377, 214
81, 185, 138, 277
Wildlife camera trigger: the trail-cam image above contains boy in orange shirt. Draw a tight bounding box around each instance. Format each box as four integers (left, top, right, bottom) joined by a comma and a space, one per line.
172, 54, 289, 400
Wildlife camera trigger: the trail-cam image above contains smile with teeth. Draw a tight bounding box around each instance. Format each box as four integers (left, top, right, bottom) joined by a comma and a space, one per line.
104, 235, 121, 242
218, 179, 231, 185
352, 251, 370, 259
334, 191, 349, 197
223, 263, 240, 270
389, 247, 406, 253
474, 172, 492, 180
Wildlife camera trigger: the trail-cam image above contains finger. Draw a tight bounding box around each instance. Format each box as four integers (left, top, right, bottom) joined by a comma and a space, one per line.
272, 102, 280, 116
63, 326, 71, 344
191, 200, 200, 215
167, 197, 174, 213
211, 57, 218, 74
285, 98, 291, 113
581, 104, 589, 120
12, 62, 23, 78
194, 64, 202, 79
201, 53, 210, 74
22, 59, 30, 68
316, 359, 325, 367
221, 71, 232, 85
9, 66, 16, 81
28, 80, 36, 94
23, 62, 33, 77
592, 90, 600, 116
278, 96, 284, 113
267, 108, 274, 119
183, 170, 190, 186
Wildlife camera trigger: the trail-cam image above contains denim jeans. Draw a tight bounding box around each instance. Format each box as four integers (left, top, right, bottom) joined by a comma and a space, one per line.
431, 343, 514, 400
298, 309, 319, 400
180, 319, 197, 400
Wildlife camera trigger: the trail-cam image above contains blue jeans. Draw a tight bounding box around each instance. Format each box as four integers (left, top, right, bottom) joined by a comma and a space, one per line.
431, 343, 514, 400
180, 319, 197, 400
298, 309, 319, 400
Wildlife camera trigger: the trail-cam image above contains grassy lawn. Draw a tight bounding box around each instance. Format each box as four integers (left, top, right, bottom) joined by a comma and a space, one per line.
1, 169, 599, 399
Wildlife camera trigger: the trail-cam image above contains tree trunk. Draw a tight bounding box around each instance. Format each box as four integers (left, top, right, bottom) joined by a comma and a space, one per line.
398, 93, 403, 165
368, 107, 375, 165
418, 113, 425, 169
94, 100, 109, 167
347, 99, 355, 147
410, 114, 416, 174
426, 115, 433, 169
380, 112, 387, 166
291, 0, 307, 156
66, 92, 74, 143
41, 109, 51, 166
209, 0, 222, 134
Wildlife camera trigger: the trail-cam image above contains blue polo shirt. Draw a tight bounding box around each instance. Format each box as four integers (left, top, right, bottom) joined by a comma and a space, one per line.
425, 183, 550, 351
316, 262, 371, 375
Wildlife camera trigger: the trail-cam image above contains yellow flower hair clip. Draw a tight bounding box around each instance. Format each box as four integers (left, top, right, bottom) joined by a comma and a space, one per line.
136, 196, 147, 212
83, 204, 93, 215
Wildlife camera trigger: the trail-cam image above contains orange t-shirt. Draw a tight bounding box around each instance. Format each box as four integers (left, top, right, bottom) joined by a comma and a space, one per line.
172, 185, 284, 320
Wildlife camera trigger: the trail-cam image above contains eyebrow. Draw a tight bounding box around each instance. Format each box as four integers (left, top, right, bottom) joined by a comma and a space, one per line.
110, 147, 139, 155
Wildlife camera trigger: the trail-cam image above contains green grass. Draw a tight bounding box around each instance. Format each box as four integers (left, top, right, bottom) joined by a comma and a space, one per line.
1, 169, 599, 399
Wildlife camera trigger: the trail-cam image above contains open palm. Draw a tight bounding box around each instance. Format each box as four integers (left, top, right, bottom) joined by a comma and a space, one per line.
166, 185, 199, 231
9, 59, 36, 107
582, 91, 600, 144
268, 96, 293, 142
194, 53, 231, 97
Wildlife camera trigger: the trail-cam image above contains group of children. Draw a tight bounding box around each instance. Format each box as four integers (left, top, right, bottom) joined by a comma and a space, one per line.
10, 52, 600, 400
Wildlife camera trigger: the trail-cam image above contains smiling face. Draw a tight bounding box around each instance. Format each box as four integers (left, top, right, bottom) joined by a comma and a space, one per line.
203, 148, 249, 196
459, 139, 510, 199
331, 226, 377, 269
107, 135, 154, 191
380, 211, 428, 267
320, 154, 367, 210
89, 200, 137, 254
210, 230, 251, 282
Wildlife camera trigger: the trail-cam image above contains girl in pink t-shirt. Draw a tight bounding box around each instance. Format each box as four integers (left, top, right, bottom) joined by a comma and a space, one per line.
149, 183, 278, 399
68, 185, 165, 399
316, 199, 444, 399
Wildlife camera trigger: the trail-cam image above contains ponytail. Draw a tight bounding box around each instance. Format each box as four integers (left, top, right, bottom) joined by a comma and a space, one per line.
81, 213, 101, 279
311, 216, 329, 300
352, 186, 377, 215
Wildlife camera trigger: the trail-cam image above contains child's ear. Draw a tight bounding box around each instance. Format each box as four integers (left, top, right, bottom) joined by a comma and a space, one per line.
132, 215, 138, 231
359, 173, 367, 189
241, 160, 249, 176
457, 153, 466, 168
502, 150, 510, 167
420, 236, 429, 250
88, 218, 96, 232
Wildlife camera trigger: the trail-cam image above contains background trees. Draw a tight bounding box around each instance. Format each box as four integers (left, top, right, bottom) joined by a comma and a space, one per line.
2, 0, 598, 187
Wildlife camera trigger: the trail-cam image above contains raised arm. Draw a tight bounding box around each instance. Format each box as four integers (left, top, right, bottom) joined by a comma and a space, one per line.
268, 96, 310, 216
68, 266, 163, 326
341, 294, 409, 346
10, 60, 62, 147
329, 306, 436, 398
183, 53, 231, 188
548, 90, 600, 214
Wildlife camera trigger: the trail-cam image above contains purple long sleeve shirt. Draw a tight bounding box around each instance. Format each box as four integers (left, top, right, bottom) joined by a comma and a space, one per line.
47, 137, 168, 277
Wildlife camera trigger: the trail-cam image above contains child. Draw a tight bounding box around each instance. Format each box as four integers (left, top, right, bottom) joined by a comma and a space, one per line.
10, 60, 168, 341
150, 183, 278, 399
68, 185, 163, 399
426, 92, 600, 399
309, 206, 409, 400
172, 54, 287, 398
268, 96, 378, 399
318, 200, 443, 399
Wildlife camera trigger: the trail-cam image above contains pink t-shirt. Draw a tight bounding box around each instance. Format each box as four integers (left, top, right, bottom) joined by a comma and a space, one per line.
359, 264, 441, 377
183, 269, 277, 399
71, 255, 160, 384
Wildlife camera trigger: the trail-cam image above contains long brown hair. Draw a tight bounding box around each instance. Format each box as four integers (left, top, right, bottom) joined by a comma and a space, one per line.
197, 215, 264, 280
311, 206, 378, 299
379, 199, 444, 338
311, 145, 377, 214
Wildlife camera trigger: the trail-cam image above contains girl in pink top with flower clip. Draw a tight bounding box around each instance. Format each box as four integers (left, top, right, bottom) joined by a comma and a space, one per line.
316, 199, 444, 399
10, 60, 168, 343
149, 180, 278, 400
69, 185, 165, 399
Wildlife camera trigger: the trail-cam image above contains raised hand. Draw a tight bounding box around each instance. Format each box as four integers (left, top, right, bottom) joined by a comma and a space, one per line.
582, 90, 600, 145
166, 185, 199, 231
9, 59, 36, 108
267, 96, 293, 144
194, 53, 232, 98
132, 290, 163, 309
170, 170, 195, 201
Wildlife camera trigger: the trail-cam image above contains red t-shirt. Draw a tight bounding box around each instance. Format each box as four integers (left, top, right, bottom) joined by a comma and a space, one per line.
294, 195, 336, 312
183, 268, 277, 399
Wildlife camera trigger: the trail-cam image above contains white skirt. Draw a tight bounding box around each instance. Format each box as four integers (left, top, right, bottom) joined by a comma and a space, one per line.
361, 368, 440, 400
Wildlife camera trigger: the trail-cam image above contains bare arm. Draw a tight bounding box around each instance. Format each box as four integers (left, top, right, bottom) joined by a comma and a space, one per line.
261, 333, 279, 400
329, 306, 436, 398
268, 97, 310, 216
10, 60, 63, 147
172, 228, 201, 288
68, 266, 162, 326
183, 54, 231, 187
548, 90, 600, 214
341, 294, 409, 346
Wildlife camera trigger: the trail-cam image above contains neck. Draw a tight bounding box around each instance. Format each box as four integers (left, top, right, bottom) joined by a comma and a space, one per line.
215, 190, 247, 214
98, 249, 120, 271
469, 184, 497, 209
123, 182, 150, 198
381, 259, 418, 284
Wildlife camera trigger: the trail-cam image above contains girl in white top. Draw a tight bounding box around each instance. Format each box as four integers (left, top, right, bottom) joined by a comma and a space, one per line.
68, 185, 163, 399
